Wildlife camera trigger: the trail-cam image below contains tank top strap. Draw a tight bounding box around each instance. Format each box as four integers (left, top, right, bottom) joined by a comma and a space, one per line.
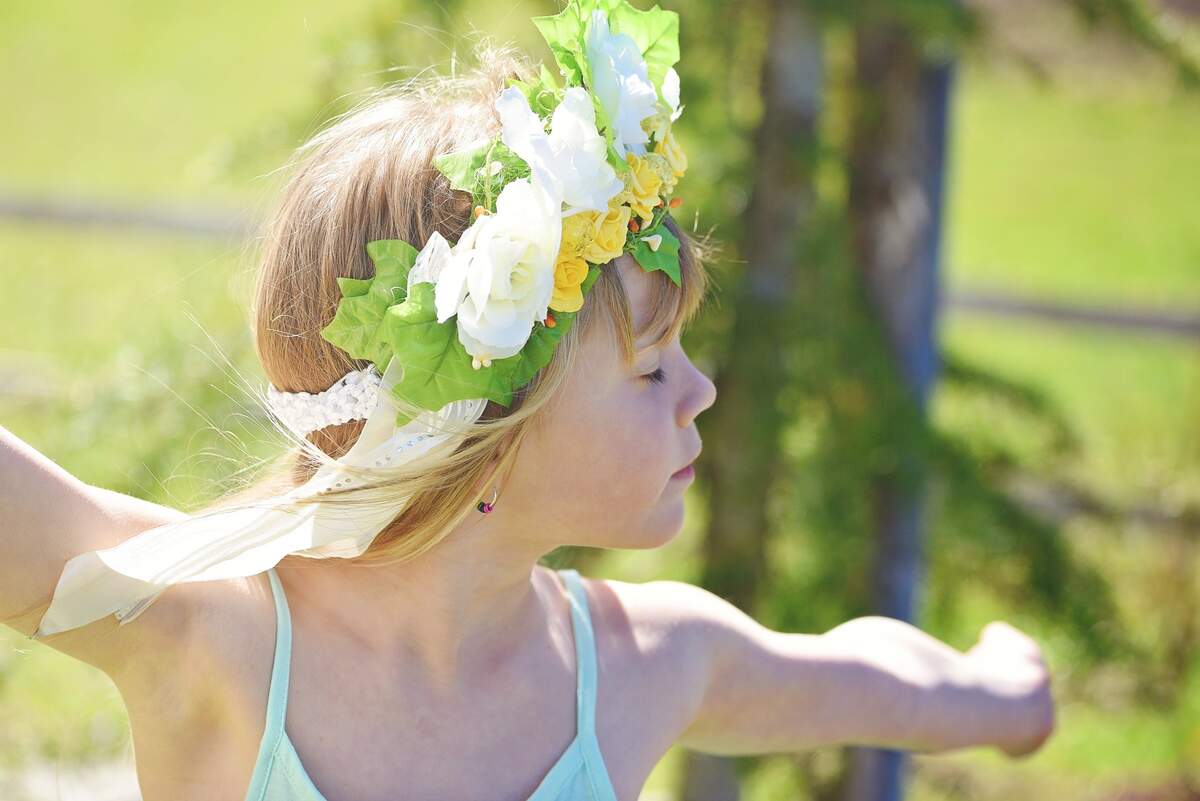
557, 568, 598, 738
262, 567, 293, 743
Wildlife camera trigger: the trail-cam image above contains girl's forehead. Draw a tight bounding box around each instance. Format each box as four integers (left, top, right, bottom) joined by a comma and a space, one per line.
616, 255, 655, 334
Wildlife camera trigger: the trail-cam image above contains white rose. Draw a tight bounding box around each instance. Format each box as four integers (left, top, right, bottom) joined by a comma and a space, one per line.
433, 178, 562, 368
407, 230, 452, 294
662, 66, 683, 121
584, 9, 658, 159
495, 86, 623, 217
644, 67, 683, 144
649, 66, 684, 142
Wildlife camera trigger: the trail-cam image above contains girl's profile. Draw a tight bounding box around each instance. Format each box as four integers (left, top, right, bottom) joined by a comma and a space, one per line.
1, 1, 1055, 799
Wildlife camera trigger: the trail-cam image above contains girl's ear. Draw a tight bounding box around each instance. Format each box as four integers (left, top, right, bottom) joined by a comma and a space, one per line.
472, 429, 520, 495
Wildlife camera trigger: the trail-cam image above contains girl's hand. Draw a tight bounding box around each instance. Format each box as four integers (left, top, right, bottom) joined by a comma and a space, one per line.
963, 621, 1057, 759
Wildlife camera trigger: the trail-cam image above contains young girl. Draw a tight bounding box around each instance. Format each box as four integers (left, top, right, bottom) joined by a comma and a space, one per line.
1, 6, 1054, 800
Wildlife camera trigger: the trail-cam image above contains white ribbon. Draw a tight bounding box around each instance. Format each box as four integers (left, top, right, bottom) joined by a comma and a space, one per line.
32, 354, 487, 639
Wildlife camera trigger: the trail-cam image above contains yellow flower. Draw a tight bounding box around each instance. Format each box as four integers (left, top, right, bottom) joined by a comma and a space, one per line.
641, 106, 671, 143
582, 205, 631, 264
558, 210, 598, 261
556, 200, 633, 269
550, 254, 589, 312
625, 152, 663, 224
608, 181, 634, 210
654, 126, 688, 179
645, 152, 677, 196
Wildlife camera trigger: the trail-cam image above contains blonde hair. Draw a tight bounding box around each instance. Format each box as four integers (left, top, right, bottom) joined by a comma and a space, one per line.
211, 39, 715, 569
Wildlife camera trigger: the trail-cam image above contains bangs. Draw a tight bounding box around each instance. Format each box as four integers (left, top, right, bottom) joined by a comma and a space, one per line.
585, 213, 716, 367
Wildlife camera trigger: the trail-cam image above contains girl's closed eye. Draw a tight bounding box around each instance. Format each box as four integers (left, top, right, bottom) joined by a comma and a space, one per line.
642, 366, 667, 385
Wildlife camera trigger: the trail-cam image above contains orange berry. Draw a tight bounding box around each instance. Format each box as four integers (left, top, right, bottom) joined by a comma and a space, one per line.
544, 312, 557, 328
669, 196, 683, 208
628, 218, 640, 232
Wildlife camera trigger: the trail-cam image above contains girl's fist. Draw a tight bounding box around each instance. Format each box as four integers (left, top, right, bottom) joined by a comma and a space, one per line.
963, 621, 1056, 759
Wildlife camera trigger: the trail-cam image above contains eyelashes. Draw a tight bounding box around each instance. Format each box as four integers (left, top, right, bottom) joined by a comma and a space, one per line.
642, 367, 667, 385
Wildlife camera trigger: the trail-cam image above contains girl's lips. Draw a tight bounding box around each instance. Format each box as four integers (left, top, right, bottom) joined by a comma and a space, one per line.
671, 463, 695, 480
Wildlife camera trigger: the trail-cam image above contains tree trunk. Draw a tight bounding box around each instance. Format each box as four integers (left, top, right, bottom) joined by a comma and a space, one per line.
679, 0, 824, 798
840, 17, 955, 801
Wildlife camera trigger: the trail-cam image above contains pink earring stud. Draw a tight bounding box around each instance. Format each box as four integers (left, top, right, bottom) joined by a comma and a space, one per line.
476, 485, 499, 514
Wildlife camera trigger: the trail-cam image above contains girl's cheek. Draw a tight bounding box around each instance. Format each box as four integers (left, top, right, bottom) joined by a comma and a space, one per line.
624, 410, 675, 484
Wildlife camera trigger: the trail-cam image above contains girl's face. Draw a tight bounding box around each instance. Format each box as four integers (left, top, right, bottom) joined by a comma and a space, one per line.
510, 255, 717, 550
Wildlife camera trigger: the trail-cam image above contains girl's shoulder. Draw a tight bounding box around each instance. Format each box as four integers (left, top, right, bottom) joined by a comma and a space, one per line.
113, 572, 273, 719
555, 570, 742, 732
22, 572, 250, 712
581, 573, 831, 756
571, 569, 752, 652
112, 572, 294, 801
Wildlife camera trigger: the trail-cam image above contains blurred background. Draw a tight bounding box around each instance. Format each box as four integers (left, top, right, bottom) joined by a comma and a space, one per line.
1, 0, 1197, 799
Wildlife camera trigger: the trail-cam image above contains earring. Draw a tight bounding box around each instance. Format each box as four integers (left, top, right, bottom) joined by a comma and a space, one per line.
476, 485, 499, 514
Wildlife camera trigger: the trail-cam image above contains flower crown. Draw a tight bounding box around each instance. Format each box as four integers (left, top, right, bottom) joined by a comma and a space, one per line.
315, 0, 688, 430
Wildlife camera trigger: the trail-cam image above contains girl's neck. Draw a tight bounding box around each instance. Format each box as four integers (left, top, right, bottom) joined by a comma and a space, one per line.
273, 519, 569, 697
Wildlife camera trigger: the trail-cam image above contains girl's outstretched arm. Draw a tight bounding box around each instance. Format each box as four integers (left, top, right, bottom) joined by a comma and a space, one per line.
660, 581, 1056, 759
0, 425, 192, 675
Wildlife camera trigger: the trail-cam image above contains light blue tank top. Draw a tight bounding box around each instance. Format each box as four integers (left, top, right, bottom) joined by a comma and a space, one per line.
244, 567, 619, 801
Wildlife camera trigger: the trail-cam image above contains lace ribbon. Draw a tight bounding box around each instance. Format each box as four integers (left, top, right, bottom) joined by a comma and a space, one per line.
32, 354, 487, 639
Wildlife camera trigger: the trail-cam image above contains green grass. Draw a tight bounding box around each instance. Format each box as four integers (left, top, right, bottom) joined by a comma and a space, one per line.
922, 58, 1200, 798
936, 313, 1200, 509
0, 223, 249, 367
0, 630, 129, 770
0, 221, 276, 503
0, 0, 379, 205
946, 64, 1200, 309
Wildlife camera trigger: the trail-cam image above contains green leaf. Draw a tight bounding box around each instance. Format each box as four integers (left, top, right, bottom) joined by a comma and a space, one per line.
432, 137, 531, 211
606, 140, 629, 173
531, 64, 564, 116
380, 272, 596, 423
319, 239, 419, 368
480, 140, 532, 210
532, 3, 588, 87
629, 225, 681, 286
609, 1, 680, 94
539, 62, 561, 92
582, 0, 623, 14
335, 275, 372, 299
365, 239, 420, 282
431, 138, 496, 194
506, 67, 564, 118
376, 281, 506, 424
579, 260, 603, 294
531, 3, 582, 55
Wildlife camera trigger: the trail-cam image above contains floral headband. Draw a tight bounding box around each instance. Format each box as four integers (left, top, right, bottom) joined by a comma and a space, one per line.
317, 0, 687, 429
30, 0, 689, 639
